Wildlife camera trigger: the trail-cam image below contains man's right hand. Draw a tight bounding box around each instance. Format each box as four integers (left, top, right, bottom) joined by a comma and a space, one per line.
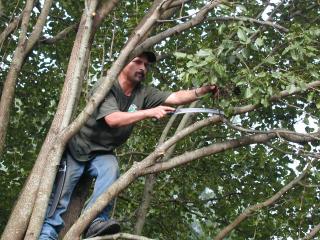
146, 106, 175, 120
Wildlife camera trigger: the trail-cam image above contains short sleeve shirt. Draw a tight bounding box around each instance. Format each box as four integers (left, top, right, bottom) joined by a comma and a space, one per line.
68, 80, 171, 162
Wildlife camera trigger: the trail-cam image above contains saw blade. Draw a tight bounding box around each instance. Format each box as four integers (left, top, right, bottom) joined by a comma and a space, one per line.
171, 108, 224, 115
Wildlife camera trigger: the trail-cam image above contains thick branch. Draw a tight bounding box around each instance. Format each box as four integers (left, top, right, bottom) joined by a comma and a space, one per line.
62, 2, 170, 239
84, 232, 155, 240
0, 0, 33, 156
143, 127, 319, 175
24, 1, 100, 239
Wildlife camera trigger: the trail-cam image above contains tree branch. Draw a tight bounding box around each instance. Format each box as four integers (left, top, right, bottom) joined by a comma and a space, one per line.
131, 0, 222, 59
207, 16, 289, 32
84, 232, 155, 240
214, 163, 313, 240
0, 15, 22, 47
233, 80, 320, 115
25, 0, 54, 54
40, 23, 79, 44
302, 223, 320, 240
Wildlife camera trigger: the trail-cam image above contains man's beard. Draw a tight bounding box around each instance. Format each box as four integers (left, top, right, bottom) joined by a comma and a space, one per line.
133, 72, 145, 82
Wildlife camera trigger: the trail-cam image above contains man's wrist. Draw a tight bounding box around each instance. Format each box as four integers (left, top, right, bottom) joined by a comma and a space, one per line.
194, 88, 201, 98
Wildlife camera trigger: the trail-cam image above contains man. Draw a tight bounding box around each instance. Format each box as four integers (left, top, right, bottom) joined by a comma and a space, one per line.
39, 51, 218, 239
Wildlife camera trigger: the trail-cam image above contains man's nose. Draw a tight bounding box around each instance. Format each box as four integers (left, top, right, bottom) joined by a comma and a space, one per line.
139, 64, 146, 72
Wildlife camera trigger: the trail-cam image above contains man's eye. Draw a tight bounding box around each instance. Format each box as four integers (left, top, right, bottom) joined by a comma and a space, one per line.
134, 60, 142, 64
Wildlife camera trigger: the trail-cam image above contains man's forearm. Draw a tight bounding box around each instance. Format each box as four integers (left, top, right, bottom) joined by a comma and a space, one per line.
165, 86, 214, 105
104, 111, 150, 128
104, 105, 175, 128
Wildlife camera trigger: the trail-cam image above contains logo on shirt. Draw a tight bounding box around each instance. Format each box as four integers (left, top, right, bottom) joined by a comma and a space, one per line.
128, 104, 138, 113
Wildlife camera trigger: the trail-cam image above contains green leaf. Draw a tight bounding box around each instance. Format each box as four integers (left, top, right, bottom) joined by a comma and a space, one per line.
218, 24, 226, 35
196, 49, 212, 58
264, 56, 276, 65
174, 52, 187, 59
245, 87, 253, 98
237, 28, 247, 42
255, 37, 264, 47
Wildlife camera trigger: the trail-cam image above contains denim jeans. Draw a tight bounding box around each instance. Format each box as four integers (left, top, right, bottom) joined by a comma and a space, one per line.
39, 151, 119, 240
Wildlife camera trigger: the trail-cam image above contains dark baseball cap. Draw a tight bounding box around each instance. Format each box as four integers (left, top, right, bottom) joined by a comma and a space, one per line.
140, 51, 157, 63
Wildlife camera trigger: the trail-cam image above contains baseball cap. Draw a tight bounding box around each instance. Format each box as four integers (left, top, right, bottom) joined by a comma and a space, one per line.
140, 51, 157, 63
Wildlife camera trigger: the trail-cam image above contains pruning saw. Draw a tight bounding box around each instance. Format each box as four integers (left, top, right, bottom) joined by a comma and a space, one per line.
169, 108, 225, 116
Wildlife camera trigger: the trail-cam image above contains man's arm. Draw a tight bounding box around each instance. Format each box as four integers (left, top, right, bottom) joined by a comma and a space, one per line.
104, 105, 175, 128
164, 85, 218, 105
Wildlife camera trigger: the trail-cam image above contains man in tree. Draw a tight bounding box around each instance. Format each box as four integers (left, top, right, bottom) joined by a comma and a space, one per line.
39, 51, 218, 239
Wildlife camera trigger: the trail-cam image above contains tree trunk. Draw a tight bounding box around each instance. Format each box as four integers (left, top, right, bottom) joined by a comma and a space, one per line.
59, 175, 93, 239
1, 1, 98, 239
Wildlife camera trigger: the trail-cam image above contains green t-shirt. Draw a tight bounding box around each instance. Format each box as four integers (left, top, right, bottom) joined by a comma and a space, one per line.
68, 80, 171, 162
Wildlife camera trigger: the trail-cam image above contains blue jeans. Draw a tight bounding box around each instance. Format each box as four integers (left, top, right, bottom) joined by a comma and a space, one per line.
39, 151, 119, 240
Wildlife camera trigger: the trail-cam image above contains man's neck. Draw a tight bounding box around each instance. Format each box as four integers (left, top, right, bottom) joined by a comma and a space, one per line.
118, 74, 138, 96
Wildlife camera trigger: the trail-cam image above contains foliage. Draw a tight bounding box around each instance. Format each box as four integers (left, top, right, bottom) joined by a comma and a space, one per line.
1, 0, 320, 239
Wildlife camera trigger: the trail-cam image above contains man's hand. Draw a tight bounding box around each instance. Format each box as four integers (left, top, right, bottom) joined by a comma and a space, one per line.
198, 85, 219, 98
145, 105, 175, 120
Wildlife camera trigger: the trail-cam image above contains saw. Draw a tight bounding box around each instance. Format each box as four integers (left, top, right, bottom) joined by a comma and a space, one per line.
169, 108, 224, 116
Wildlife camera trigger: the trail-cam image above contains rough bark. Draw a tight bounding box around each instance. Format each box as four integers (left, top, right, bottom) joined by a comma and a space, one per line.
0, 0, 34, 156
1, 0, 100, 239
24, 1, 100, 239
0, 0, 54, 155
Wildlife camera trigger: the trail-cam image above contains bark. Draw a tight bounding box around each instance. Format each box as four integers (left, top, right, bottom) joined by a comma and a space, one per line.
0, 0, 34, 156
84, 233, 155, 240
24, 1, 100, 239
0, 0, 54, 155
1, 0, 100, 239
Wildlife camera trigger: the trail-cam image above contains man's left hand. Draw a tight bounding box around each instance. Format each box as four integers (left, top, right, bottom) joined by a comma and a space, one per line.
200, 85, 219, 98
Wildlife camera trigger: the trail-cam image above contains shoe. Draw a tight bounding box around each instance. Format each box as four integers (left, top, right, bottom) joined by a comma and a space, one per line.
84, 219, 121, 238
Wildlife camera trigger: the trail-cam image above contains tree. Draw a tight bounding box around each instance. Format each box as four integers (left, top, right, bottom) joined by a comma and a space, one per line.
0, 0, 320, 239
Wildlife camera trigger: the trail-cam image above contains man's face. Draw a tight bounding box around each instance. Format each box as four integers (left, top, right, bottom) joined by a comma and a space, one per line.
122, 55, 150, 84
